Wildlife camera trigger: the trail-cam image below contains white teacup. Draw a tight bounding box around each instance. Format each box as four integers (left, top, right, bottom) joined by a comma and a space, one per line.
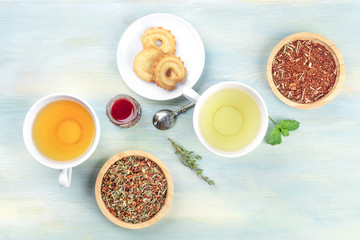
23, 94, 100, 187
183, 82, 268, 158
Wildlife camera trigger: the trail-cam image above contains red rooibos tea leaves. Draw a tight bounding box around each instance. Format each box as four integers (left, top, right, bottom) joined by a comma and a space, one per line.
272, 40, 337, 104
101, 156, 168, 224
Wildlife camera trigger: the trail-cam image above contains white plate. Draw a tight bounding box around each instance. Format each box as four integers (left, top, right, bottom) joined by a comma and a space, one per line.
117, 13, 205, 101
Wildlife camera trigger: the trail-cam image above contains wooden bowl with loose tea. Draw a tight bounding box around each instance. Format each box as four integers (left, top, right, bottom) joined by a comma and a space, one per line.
267, 32, 345, 109
95, 150, 174, 229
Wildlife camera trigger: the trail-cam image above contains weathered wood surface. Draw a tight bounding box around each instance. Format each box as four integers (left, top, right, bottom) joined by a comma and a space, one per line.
1, 1, 360, 239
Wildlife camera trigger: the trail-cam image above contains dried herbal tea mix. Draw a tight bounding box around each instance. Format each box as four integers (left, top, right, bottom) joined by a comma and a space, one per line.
272, 40, 337, 104
101, 156, 168, 224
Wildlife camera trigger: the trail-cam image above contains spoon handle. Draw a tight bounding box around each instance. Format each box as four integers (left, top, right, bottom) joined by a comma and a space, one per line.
175, 102, 195, 115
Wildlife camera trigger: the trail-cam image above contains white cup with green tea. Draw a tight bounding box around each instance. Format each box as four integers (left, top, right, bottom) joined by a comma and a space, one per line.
183, 82, 268, 158
23, 94, 101, 187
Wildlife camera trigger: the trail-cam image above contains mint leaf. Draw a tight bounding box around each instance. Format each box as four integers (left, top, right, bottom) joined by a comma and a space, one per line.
281, 129, 289, 137
267, 125, 282, 145
279, 119, 300, 131
267, 116, 300, 146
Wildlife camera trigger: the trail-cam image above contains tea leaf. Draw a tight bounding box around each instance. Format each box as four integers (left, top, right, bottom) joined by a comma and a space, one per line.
101, 156, 168, 224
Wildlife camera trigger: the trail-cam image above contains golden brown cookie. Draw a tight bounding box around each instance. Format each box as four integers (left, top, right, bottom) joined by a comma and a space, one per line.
141, 27, 176, 54
152, 54, 186, 91
133, 47, 164, 82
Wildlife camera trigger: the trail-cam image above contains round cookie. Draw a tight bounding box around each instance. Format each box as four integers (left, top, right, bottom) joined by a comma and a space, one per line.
152, 54, 186, 91
133, 47, 164, 82
141, 27, 176, 54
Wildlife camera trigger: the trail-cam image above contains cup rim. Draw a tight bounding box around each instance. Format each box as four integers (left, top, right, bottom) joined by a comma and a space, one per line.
23, 94, 101, 169
193, 82, 268, 158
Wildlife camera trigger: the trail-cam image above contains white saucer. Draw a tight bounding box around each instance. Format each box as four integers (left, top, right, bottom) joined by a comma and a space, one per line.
117, 13, 205, 101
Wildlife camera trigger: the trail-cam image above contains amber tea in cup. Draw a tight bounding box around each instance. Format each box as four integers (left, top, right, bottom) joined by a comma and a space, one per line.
32, 100, 95, 161
24, 94, 100, 187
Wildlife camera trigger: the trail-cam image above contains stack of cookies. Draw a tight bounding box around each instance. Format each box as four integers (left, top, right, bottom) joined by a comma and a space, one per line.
133, 27, 186, 91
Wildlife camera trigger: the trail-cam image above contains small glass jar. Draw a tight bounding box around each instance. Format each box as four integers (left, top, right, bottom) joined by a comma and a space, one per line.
106, 94, 141, 128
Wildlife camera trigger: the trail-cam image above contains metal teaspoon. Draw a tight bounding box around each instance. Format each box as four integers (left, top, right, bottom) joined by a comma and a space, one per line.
152, 102, 195, 130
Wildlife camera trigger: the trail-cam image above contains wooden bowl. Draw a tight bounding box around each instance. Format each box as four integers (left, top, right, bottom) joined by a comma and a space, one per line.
266, 32, 345, 109
95, 150, 174, 229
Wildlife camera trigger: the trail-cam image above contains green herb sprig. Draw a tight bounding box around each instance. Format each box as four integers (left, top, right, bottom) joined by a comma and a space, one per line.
168, 138, 215, 185
267, 116, 300, 145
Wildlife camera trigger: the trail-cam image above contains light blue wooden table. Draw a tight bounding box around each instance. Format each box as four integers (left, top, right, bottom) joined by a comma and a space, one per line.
1, 1, 360, 239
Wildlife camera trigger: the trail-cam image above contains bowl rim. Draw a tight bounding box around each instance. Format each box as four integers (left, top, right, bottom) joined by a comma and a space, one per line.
95, 150, 174, 229
266, 32, 345, 109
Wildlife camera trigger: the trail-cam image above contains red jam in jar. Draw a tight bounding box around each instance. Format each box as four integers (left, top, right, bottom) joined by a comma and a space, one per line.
110, 99, 134, 121
106, 95, 141, 128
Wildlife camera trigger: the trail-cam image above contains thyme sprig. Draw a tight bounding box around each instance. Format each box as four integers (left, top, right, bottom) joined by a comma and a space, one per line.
168, 138, 215, 185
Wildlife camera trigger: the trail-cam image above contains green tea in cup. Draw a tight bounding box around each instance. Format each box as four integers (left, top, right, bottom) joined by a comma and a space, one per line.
199, 88, 261, 152
186, 82, 268, 158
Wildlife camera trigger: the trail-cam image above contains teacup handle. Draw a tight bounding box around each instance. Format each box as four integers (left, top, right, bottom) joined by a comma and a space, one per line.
182, 88, 201, 103
59, 168, 72, 188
